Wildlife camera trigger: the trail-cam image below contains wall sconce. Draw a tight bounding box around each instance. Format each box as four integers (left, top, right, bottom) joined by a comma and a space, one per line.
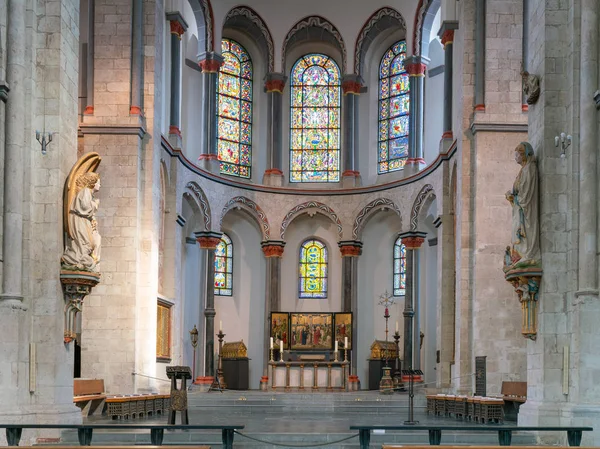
554, 132, 572, 158
36, 131, 53, 155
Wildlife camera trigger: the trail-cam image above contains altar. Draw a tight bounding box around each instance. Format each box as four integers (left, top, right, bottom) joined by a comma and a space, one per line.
268, 360, 349, 391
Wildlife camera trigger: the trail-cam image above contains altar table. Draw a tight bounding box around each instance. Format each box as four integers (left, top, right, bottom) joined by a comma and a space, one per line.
268, 361, 350, 391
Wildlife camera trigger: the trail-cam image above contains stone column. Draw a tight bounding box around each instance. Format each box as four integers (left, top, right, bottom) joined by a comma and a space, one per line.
261, 241, 285, 378
129, 0, 143, 116
405, 57, 427, 173
195, 231, 222, 385
197, 52, 224, 173
438, 21, 459, 148
400, 232, 426, 370
521, 0, 529, 111
341, 75, 362, 187
84, 0, 95, 115
166, 12, 188, 149
1, 0, 26, 308
263, 73, 286, 186
474, 0, 486, 112
339, 241, 362, 375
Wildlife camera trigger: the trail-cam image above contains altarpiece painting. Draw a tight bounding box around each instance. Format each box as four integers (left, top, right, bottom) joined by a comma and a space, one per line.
334, 312, 352, 349
290, 313, 333, 350
270, 312, 290, 349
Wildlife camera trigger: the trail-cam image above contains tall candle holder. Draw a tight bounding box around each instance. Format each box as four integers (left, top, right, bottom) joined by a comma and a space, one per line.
334, 344, 339, 362
279, 345, 284, 363
270, 347, 274, 362
344, 346, 348, 362
215, 330, 227, 390
378, 291, 396, 394
393, 331, 404, 391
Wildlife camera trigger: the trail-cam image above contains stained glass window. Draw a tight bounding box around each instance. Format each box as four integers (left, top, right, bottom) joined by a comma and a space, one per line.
393, 237, 406, 296
217, 39, 252, 178
290, 54, 341, 182
299, 239, 328, 298
214, 234, 233, 296
378, 41, 410, 174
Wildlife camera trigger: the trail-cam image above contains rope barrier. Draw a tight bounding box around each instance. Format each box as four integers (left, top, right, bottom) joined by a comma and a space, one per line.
131, 372, 171, 382
234, 430, 359, 447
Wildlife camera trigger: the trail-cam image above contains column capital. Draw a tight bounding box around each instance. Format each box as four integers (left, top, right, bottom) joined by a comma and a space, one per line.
261, 240, 286, 257
399, 231, 427, 249
338, 240, 363, 257
341, 74, 363, 95
166, 12, 188, 38
194, 231, 223, 249
197, 52, 224, 73
404, 56, 429, 77
438, 20, 459, 48
264, 73, 287, 93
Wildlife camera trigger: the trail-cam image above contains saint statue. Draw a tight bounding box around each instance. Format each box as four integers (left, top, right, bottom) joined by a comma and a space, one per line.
505, 142, 541, 267
62, 153, 102, 272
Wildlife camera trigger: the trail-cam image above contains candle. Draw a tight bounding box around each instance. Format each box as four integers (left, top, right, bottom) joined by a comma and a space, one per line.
396, 321, 399, 333
280, 340, 283, 353
344, 337, 348, 348
270, 337, 273, 349
219, 320, 222, 331
335, 341, 338, 353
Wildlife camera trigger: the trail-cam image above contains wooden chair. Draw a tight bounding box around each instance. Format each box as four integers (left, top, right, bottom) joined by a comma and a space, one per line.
500, 381, 527, 421
73, 379, 106, 417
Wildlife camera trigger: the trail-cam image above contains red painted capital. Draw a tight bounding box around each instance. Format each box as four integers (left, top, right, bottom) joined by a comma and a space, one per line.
342, 170, 361, 177
84, 105, 94, 115
406, 63, 427, 77
130, 106, 143, 116
170, 20, 186, 38
199, 59, 223, 73
197, 236, 221, 250
339, 245, 362, 257
401, 236, 425, 249
474, 104, 486, 112
169, 125, 182, 137
265, 79, 285, 93
198, 154, 219, 161
441, 30, 454, 48
262, 245, 285, 258
442, 131, 453, 139
264, 168, 284, 176
342, 80, 362, 95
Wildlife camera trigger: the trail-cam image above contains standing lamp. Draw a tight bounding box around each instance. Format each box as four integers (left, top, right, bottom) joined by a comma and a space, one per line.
190, 325, 198, 382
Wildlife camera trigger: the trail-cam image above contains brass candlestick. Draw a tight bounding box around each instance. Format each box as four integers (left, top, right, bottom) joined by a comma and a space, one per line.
216, 330, 227, 389
270, 347, 274, 362
393, 331, 404, 391
344, 346, 348, 362
279, 345, 284, 363
334, 346, 339, 362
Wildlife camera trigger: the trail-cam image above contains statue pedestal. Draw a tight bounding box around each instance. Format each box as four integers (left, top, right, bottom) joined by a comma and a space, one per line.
60, 270, 100, 344
504, 264, 542, 340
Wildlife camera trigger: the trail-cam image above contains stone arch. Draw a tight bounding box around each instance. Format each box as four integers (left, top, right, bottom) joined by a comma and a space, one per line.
220, 196, 270, 240
354, 7, 407, 77
280, 201, 343, 240
410, 184, 437, 231
222, 6, 274, 73
188, 0, 214, 53
413, 0, 441, 57
183, 181, 211, 231
281, 16, 347, 73
352, 197, 402, 240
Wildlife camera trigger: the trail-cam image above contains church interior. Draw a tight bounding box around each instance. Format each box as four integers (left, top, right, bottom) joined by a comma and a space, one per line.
0, 0, 599, 446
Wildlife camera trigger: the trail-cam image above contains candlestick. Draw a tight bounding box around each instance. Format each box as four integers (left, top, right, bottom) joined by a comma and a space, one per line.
219, 320, 222, 331
396, 321, 399, 333
270, 337, 273, 349
334, 340, 339, 362
279, 340, 284, 362
344, 336, 348, 348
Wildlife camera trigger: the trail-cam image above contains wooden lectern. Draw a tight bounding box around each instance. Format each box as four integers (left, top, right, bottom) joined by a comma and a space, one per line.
166, 366, 192, 425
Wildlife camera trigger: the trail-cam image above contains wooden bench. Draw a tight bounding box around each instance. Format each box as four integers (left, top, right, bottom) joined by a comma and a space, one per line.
500, 381, 527, 421
383, 447, 600, 449
18, 447, 210, 449
73, 379, 106, 417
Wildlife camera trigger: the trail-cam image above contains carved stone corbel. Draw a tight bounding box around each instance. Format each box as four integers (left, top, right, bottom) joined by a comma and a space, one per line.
60, 271, 100, 344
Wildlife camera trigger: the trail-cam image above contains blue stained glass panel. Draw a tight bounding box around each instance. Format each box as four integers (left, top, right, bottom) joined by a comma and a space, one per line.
393, 237, 406, 296
217, 38, 252, 179
378, 40, 410, 174
290, 53, 340, 183
214, 234, 233, 296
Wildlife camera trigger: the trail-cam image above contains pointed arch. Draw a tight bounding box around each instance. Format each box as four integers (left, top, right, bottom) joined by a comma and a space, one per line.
223, 6, 274, 72
220, 196, 270, 240
184, 181, 211, 231
352, 197, 402, 240
410, 184, 436, 231
281, 16, 346, 73
354, 7, 406, 77
280, 201, 343, 240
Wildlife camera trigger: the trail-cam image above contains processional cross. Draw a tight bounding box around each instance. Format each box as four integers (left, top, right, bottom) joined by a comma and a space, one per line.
377, 291, 396, 365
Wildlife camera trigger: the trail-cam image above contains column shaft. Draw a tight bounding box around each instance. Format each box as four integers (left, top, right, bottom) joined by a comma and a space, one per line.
522, 0, 529, 109
198, 54, 223, 171
167, 13, 188, 140
413, 248, 421, 370
84, 0, 95, 114
262, 241, 285, 376
475, 0, 486, 110
339, 241, 362, 375
405, 58, 427, 168
439, 22, 458, 139
130, 0, 143, 115
341, 76, 361, 185
264, 74, 286, 176
578, 0, 599, 296
1, 0, 26, 303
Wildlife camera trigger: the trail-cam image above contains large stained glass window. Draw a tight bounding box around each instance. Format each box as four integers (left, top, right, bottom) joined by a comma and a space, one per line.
214, 234, 233, 296
378, 41, 410, 174
393, 237, 406, 296
299, 239, 328, 298
290, 54, 341, 182
217, 39, 252, 178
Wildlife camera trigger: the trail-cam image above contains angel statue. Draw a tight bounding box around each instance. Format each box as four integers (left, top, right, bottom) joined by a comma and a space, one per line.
505, 142, 541, 268
61, 153, 102, 272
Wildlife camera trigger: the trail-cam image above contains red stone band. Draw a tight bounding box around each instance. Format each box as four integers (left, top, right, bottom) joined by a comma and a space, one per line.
442, 131, 453, 139
474, 104, 486, 112
197, 236, 221, 249
264, 168, 284, 175
198, 154, 219, 161
84, 106, 94, 115
339, 245, 362, 257
342, 170, 360, 177
130, 106, 143, 116
262, 245, 285, 258
265, 79, 285, 93
199, 59, 223, 73
441, 30, 454, 47
401, 236, 425, 249
406, 63, 427, 77
342, 80, 362, 95
170, 20, 186, 38
169, 125, 182, 137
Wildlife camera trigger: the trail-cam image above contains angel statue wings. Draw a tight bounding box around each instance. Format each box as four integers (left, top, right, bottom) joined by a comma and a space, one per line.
61, 153, 102, 272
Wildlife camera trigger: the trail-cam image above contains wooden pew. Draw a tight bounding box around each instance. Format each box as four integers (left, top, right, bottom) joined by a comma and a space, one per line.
500, 381, 527, 421
383, 447, 599, 449
19, 446, 210, 449
73, 379, 106, 417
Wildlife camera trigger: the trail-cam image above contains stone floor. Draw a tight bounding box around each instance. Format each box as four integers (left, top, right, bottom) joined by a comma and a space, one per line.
64, 391, 536, 448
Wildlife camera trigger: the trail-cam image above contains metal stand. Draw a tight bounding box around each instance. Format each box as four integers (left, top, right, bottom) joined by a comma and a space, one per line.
402, 369, 423, 424
166, 366, 192, 425
209, 330, 226, 392
393, 331, 404, 391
